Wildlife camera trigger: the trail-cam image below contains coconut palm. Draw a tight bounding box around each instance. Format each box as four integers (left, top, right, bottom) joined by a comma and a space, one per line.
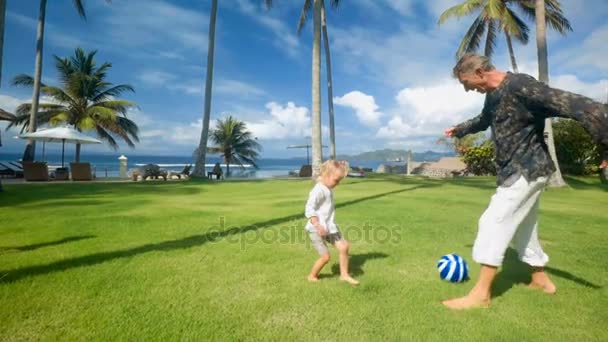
534, 0, 567, 187
208, 116, 262, 177
0, 0, 6, 87
22, 0, 112, 162
10, 48, 139, 160
192, 0, 218, 177
297, 0, 340, 160
438, 0, 571, 72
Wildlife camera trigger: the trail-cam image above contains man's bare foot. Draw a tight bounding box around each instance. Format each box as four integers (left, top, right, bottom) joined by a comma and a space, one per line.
530, 270, 557, 294
308, 275, 319, 282
442, 293, 490, 310
340, 275, 359, 285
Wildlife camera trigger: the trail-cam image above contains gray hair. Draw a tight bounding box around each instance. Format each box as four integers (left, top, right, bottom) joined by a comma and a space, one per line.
452, 53, 495, 78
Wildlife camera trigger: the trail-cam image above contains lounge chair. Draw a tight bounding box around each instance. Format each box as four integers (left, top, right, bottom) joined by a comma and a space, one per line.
22, 162, 49, 181
169, 164, 191, 180
0, 161, 24, 178
298, 165, 312, 177
70, 162, 94, 181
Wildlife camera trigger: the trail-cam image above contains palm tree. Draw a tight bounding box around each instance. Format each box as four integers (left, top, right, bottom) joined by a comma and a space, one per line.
208, 116, 262, 177
10, 48, 139, 159
438, 0, 570, 73
22, 0, 111, 162
192, 0, 218, 177
0, 0, 6, 87
0, 107, 15, 193
297, 0, 339, 160
535, 0, 566, 187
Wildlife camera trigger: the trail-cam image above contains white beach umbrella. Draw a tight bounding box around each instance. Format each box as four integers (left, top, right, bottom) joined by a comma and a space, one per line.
17, 126, 101, 167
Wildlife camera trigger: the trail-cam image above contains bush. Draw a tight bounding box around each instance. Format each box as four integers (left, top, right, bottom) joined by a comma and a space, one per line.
462, 143, 496, 176
554, 119, 602, 175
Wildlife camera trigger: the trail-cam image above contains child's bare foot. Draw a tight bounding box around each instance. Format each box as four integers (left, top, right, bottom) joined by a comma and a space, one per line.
340, 275, 359, 285
308, 275, 319, 282
529, 269, 557, 294
442, 293, 490, 310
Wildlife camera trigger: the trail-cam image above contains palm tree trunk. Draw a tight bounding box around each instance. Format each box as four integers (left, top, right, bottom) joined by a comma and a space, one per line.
75, 143, 81, 162
0, 0, 7, 87
311, 0, 323, 177
535, 0, 566, 187
23, 0, 48, 162
193, 0, 217, 177
226, 158, 229, 177
321, 2, 335, 160
505, 31, 519, 73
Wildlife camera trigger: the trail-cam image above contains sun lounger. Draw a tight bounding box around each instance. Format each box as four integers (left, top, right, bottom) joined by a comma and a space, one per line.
0, 161, 24, 178
22, 161, 49, 181
70, 162, 94, 181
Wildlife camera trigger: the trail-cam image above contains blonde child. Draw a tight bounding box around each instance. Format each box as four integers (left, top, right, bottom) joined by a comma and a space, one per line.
304, 160, 359, 285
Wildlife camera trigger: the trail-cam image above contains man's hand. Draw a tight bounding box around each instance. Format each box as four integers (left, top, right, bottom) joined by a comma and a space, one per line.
444, 127, 456, 138
316, 225, 328, 237
600, 160, 608, 169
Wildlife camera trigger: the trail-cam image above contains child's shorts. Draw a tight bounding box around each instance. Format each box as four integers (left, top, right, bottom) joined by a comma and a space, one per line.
308, 231, 343, 255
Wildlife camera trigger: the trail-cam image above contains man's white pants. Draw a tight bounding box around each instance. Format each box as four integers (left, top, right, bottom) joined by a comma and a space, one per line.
473, 176, 549, 267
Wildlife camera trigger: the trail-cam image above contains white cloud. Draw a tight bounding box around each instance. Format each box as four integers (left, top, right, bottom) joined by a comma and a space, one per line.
556, 24, 608, 73
168, 82, 203, 96
331, 25, 461, 87
0, 94, 26, 114
551, 75, 608, 103
137, 70, 176, 87
246, 102, 310, 140
104, 0, 208, 51
215, 79, 266, 98
234, 0, 300, 57
377, 79, 484, 139
7, 11, 84, 49
383, 0, 416, 17
334, 91, 383, 126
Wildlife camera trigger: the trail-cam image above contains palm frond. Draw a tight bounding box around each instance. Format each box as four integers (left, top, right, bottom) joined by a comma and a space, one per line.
484, 18, 497, 57
95, 125, 119, 150
328, 0, 340, 9
40, 86, 76, 105
86, 106, 119, 122
438, 0, 485, 25
297, 0, 313, 35
503, 7, 530, 43
456, 14, 486, 58
11, 74, 46, 88
91, 84, 135, 103
72, 0, 87, 20
93, 100, 137, 115
512, 0, 572, 34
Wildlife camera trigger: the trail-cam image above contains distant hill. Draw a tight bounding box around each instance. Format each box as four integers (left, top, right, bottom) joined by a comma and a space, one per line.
336, 149, 455, 162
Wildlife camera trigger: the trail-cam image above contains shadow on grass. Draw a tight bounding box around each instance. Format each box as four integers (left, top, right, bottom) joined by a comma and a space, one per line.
330, 252, 389, 277
0, 235, 96, 253
0, 184, 436, 284
492, 248, 601, 298
0, 181, 204, 208
562, 176, 607, 192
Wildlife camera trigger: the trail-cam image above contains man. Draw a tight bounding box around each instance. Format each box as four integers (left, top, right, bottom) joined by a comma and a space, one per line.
443, 53, 608, 310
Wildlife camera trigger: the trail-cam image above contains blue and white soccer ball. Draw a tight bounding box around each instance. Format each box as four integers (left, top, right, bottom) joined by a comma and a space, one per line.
437, 254, 469, 283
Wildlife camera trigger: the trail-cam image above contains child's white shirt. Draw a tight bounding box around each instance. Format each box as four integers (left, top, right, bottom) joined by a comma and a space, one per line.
304, 182, 338, 233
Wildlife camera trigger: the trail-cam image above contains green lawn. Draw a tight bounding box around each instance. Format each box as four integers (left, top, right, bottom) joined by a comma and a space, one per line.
1, 176, 606, 341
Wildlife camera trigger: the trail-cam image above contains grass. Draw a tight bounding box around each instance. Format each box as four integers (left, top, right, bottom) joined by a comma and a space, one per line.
1, 175, 606, 341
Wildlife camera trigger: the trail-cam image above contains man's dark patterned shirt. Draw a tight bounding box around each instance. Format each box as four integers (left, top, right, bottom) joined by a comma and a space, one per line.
454, 72, 608, 186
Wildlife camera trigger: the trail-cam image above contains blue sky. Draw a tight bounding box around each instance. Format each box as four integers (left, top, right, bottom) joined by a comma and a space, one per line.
0, 0, 606, 158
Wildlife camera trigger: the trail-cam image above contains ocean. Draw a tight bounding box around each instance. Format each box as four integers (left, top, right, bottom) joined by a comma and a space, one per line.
0, 152, 407, 179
